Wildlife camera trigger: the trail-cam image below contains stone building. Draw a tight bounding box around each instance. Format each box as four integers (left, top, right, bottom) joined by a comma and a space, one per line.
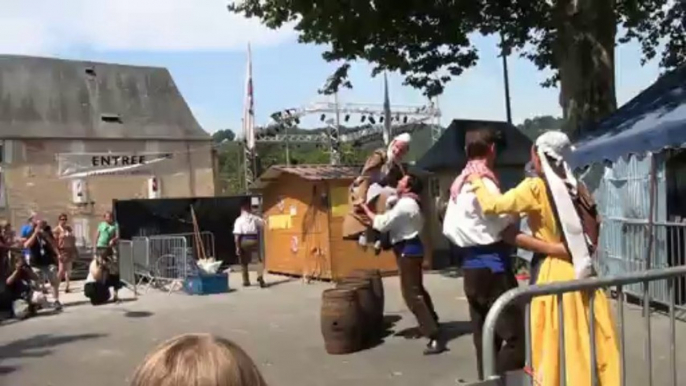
0, 55, 216, 247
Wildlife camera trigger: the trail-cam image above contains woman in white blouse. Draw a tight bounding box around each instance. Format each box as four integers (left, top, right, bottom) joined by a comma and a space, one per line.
358, 174, 446, 355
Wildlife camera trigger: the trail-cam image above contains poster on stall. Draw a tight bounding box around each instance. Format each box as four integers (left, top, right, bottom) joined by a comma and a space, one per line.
330, 187, 349, 217
268, 214, 292, 230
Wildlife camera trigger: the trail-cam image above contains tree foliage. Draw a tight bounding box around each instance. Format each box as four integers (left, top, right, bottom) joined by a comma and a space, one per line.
517, 115, 565, 140
229, 0, 685, 134
229, 0, 683, 95
211, 128, 236, 143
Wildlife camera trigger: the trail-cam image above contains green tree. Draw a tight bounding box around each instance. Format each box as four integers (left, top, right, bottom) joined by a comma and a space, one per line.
517, 115, 565, 140
212, 129, 236, 143
215, 142, 244, 195
229, 1, 685, 137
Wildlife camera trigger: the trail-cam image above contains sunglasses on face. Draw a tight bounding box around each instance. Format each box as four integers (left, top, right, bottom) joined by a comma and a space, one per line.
59, 217, 67, 221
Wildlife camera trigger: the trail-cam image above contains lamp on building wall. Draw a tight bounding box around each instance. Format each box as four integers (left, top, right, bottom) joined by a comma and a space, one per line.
147, 176, 161, 199
71, 179, 88, 205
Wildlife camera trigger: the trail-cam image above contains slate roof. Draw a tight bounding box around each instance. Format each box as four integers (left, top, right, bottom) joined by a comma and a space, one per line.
417, 119, 533, 171
0, 55, 209, 140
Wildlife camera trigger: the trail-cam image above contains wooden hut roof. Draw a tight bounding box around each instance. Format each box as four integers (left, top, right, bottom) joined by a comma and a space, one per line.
251, 164, 361, 190
251, 163, 433, 191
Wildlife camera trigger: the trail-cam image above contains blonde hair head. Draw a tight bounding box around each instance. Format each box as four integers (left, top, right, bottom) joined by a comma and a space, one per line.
131, 334, 268, 386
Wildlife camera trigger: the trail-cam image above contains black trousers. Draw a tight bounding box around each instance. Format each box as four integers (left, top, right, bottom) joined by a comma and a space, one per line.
463, 267, 525, 380
394, 252, 440, 339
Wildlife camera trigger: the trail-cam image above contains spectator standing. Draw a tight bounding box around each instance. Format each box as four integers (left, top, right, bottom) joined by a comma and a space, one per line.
24, 219, 62, 311
19, 213, 38, 265
53, 213, 77, 293
93, 211, 121, 302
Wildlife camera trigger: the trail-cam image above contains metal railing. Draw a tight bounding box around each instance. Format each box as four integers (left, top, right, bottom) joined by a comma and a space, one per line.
599, 220, 686, 314
124, 235, 200, 294
474, 266, 686, 386
163, 231, 216, 260
117, 240, 136, 296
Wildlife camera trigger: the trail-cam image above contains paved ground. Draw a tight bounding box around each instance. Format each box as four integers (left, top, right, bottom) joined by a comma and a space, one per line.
1, 271, 685, 386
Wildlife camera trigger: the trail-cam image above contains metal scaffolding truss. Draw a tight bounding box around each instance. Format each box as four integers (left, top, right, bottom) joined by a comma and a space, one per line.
254, 116, 433, 144
265, 101, 440, 125
245, 98, 441, 168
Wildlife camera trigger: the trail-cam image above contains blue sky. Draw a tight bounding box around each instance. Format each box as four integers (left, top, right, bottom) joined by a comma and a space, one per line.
0, 0, 663, 134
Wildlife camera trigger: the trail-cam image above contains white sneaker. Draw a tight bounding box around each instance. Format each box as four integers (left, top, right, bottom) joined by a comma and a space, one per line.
358, 234, 367, 246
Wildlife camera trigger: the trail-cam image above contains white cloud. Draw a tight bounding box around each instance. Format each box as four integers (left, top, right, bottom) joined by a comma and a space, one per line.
0, 0, 293, 55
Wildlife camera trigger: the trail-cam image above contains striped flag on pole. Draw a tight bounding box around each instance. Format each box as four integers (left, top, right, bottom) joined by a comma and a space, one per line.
243, 43, 255, 152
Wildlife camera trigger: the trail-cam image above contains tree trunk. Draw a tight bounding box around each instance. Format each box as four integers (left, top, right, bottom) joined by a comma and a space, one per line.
555, 0, 617, 139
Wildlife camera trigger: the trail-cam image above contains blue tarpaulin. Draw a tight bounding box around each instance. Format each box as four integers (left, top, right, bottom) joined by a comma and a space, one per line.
571, 65, 686, 167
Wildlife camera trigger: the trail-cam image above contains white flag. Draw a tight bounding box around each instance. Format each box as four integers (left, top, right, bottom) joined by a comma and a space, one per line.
243, 43, 255, 151
383, 72, 392, 145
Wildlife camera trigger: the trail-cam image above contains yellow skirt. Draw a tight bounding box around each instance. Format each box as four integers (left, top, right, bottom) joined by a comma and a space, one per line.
531, 257, 620, 386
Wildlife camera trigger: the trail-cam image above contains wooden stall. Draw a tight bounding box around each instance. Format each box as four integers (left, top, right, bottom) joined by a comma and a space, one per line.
251, 165, 434, 281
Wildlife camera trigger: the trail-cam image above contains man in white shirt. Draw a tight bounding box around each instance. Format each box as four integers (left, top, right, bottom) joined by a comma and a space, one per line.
359, 174, 445, 355
233, 199, 266, 288
443, 127, 566, 379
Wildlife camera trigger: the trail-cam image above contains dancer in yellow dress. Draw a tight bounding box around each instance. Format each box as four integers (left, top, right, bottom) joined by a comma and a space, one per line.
469, 131, 619, 386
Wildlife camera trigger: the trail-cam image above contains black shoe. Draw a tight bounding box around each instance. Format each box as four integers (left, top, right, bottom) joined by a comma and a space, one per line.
242, 282, 251, 287
423, 338, 447, 355
257, 278, 266, 288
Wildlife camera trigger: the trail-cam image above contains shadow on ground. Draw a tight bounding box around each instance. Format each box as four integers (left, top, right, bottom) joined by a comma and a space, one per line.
394, 320, 471, 343
123, 310, 154, 318
0, 333, 107, 361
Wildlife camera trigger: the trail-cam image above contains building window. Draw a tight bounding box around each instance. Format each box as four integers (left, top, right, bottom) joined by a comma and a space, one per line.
72, 217, 91, 248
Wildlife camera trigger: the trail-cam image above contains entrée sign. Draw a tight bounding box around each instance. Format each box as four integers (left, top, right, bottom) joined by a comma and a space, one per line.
90, 154, 169, 167
57, 152, 173, 178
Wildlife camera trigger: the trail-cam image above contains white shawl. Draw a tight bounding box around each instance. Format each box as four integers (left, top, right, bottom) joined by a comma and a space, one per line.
535, 131, 594, 279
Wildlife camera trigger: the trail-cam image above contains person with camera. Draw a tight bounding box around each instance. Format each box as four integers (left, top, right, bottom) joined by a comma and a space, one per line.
83, 252, 115, 305
4, 254, 46, 319
23, 218, 62, 311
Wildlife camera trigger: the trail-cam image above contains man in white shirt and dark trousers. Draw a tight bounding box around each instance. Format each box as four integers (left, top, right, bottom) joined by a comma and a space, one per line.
359, 174, 446, 355
443, 127, 566, 379
233, 199, 266, 288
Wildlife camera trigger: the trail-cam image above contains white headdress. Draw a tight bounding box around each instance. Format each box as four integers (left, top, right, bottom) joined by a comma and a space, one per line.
536, 131, 593, 279
387, 133, 411, 162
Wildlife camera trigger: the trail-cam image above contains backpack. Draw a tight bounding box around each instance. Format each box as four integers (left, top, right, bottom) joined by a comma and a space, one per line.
573, 182, 600, 255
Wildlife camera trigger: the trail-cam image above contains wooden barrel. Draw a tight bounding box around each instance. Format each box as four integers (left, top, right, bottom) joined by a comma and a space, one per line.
321, 288, 362, 355
349, 269, 384, 318
336, 280, 378, 344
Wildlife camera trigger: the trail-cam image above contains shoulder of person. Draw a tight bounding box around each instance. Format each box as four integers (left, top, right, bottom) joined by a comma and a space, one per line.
365, 150, 386, 166
397, 196, 420, 210
521, 177, 545, 196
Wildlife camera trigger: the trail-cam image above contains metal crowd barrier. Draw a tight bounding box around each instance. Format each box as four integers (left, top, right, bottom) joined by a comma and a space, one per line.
471, 266, 686, 386
163, 231, 216, 260
600, 220, 686, 316
117, 240, 136, 296
125, 235, 199, 294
